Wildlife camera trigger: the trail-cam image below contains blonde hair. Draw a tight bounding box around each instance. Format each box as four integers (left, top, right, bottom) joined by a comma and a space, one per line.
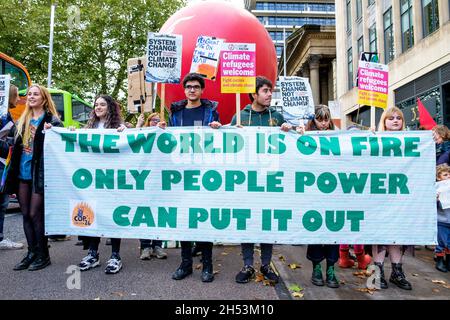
8, 84, 18, 108
16, 85, 59, 143
432, 125, 450, 141
377, 106, 405, 131
144, 112, 160, 127
436, 164, 450, 181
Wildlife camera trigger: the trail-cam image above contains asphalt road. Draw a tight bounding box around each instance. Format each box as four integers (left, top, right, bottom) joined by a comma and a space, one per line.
1, 212, 449, 300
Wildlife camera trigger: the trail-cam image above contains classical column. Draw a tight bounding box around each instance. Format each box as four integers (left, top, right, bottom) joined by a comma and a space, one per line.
299, 63, 310, 78
309, 54, 321, 106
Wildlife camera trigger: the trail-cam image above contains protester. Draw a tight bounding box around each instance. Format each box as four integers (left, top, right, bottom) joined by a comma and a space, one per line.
231, 76, 291, 284
432, 125, 450, 165
371, 106, 412, 290
0, 85, 62, 270
77, 95, 126, 274
296, 105, 340, 288
169, 72, 221, 283
0, 84, 24, 250
435, 164, 450, 272
135, 112, 167, 260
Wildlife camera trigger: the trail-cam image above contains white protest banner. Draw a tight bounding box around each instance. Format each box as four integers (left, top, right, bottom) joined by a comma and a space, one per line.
0, 75, 11, 116
146, 32, 182, 83
45, 128, 436, 245
436, 180, 450, 209
190, 36, 224, 81
279, 76, 314, 126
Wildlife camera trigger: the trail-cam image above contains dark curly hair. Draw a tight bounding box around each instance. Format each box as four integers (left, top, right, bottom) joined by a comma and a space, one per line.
86, 95, 123, 129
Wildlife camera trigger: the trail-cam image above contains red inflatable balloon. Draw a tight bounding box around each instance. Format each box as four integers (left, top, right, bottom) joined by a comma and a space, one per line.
159, 0, 277, 124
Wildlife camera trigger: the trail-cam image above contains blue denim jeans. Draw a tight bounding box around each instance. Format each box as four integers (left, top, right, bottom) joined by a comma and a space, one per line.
436, 223, 450, 254
241, 243, 273, 266
0, 193, 10, 241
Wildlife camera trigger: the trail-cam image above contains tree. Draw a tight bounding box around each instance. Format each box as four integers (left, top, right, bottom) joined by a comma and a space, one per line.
0, 0, 184, 107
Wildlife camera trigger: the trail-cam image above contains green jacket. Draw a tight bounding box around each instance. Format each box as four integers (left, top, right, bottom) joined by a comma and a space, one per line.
230, 104, 285, 127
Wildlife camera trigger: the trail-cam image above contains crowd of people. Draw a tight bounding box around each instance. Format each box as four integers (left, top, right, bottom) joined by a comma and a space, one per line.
0, 72, 448, 292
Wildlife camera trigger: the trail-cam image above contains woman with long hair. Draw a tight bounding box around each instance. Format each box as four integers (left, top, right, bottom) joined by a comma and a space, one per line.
78, 95, 126, 274
0, 85, 63, 271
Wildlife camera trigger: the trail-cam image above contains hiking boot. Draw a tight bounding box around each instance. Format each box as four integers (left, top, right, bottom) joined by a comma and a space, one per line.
0, 238, 24, 250
261, 264, 279, 283
235, 265, 255, 283
105, 253, 122, 274
13, 248, 37, 271
79, 250, 100, 271
435, 256, 447, 273
172, 261, 193, 280
389, 263, 412, 290
325, 265, 339, 288
374, 262, 388, 289
311, 264, 324, 286
201, 263, 214, 283
28, 253, 51, 271
152, 246, 167, 259
140, 247, 152, 260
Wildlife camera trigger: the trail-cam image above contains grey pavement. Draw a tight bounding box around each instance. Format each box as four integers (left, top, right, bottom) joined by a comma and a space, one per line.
1, 213, 450, 300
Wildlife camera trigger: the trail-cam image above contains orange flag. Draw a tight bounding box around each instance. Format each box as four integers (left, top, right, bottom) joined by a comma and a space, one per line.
417, 98, 437, 130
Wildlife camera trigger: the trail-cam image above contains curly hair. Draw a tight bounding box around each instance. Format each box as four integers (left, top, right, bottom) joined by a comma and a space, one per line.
436, 164, 450, 181
86, 95, 123, 129
433, 125, 450, 141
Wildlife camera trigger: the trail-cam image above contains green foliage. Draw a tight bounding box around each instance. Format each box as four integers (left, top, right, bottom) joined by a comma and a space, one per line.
0, 0, 184, 112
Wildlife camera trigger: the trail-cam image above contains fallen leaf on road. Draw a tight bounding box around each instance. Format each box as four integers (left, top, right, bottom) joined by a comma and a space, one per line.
213, 270, 220, 275
94, 297, 101, 300
131, 293, 137, 296
288, 284, 303, 292
195, 264, 202, 270
278, 255, 286, 262
412, 273, 419, 277
355, 288, 376, 295
340, 280, 346, 285
221, 252, 229, 256
353, 271, 366, 276
292, 292, 304, 298
443, 284, 450, 289
432, 289, 440, 293
262, 280, 276, 287
255, 274, 265, 283
217, 264, 222, 267
289, 263, 301, 270
111, 292, 124, 297
432, 280, 447, 285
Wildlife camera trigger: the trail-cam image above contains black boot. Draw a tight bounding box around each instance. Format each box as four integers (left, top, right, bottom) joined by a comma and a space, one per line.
374, 262, 388, 289
172, 259, 193, 280
28, 247, 51, 271
13, 247, 37, 271
389, 263, 412, 290
446, 254, 450, 272
435, 256, 447, 273
201, 261, 214, 283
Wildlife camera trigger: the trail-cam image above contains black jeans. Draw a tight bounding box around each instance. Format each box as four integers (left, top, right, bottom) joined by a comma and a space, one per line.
140, 239, 163, 249
306, 244, 339, 264
180, 241, 213, 266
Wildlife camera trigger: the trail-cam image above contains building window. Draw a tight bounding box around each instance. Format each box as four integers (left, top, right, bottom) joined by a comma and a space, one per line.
369, 24, 377, 53
401, 0, 414, 52
383, 8, 395, 63
356, 0, 362, 20
357, 36, 364, 59
422, 0, 439, 37
348, 47, 353, 90
346, 0, 352, 32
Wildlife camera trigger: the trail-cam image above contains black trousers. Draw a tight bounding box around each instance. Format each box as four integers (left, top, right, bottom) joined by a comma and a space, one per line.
306, 244, 339, 264
180, 241, 213, 265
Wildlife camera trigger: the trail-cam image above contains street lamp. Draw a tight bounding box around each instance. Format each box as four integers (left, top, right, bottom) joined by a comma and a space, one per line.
40, 5, 56, 88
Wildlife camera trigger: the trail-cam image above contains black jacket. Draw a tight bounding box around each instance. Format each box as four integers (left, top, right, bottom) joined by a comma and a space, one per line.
0, 112, 63, 194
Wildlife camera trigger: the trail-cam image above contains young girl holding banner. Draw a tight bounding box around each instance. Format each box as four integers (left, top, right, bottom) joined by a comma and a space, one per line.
0, 85, 63, 271
296, 105, 340, 288
77, 95, 126, 274
371, 106, 412, 290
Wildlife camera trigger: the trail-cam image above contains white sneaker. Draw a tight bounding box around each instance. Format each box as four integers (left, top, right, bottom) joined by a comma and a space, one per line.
140, 247, 152, 260
0, 239, 24, 250
105, 255, 122, 274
